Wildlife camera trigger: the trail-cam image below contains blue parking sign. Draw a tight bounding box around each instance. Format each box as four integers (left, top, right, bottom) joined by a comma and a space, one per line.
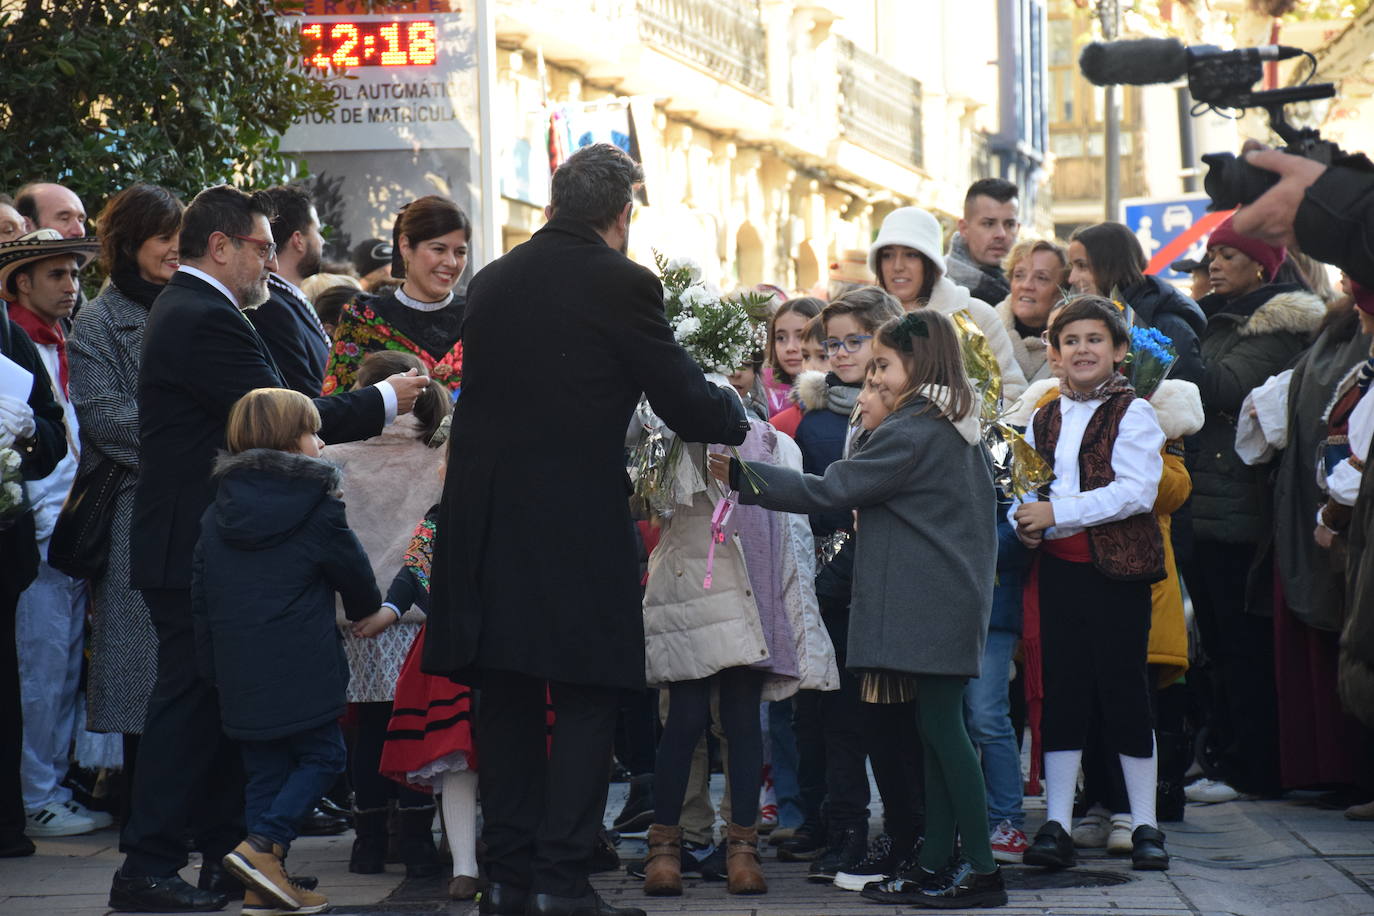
1121, 195, 1214, 282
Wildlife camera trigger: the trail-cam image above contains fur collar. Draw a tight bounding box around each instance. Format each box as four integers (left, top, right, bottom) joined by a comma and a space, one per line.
1149, 380, 1204, 440
925, 276, 973, 317
212, 448, 341, 488
1005, 377, 1059, 427
994, 297, 1049, 381
1233, 289, 1326, 338
795, 370, 829, 412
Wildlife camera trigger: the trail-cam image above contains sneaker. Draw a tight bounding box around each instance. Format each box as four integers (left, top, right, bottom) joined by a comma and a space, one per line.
63, 800, 114, 830
1106, 814, 1133, 855
757, 803, 779, 834
26, 802, 98, 837
807, 824, 865, 883
1185, 778, 1241, 804
222, 836, 299, 909
1071, 805, 1110, 849
697, 842, 727, 881
758, 767, 777, 834
989, 820, 1029, 864
834, 832, 901, 891
242, 885, 329, 916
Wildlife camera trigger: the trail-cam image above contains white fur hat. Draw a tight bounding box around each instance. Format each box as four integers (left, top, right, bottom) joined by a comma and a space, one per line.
867, 207, 947, 281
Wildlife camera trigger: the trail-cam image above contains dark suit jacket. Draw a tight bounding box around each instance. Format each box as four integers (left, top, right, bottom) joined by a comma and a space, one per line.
423, 216, 748, 689
0, 311, 66, 598
131, 271, 385, 591
248, 275, 331, 397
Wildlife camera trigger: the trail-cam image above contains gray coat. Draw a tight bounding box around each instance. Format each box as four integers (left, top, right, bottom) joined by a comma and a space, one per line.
739, 397, 996, 678
67, 284, 158, 734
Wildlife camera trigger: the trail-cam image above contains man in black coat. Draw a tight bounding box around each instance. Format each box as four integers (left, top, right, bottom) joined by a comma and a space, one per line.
0, 304, 66, 859
109, 186, 428, 913
248, 185, 332, 397
425, 145, 748, 916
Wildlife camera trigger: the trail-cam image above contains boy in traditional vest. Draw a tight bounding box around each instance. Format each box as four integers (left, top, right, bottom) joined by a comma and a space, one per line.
1011, 296, 1171, 872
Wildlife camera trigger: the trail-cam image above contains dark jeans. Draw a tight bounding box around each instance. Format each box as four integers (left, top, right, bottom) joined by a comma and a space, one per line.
120, 588, 244, 877
241, 722, 347, 850
864, 700, 924, 845
477, 669, 619, 897
1183, 539, 1281, 795
0, 589, 23, 838
816, 603, 870, 828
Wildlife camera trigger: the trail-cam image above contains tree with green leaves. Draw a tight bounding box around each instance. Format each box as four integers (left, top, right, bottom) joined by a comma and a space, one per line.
0, 1, 338, 216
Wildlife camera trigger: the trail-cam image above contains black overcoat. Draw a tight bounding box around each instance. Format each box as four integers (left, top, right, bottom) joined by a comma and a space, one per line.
131, 270, 384, 591
248, 274, 332, 397
423, 217, 747, 689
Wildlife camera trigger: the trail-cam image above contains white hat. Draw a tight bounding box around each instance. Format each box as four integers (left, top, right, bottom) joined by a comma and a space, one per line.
867, 207, 946, 282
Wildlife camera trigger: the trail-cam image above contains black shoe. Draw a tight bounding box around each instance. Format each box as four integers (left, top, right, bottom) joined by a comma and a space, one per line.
589, 826, 620, 873
1131, 825, 1170, 871
298, 806, 350, 836
611, 773, 654, 834
834, 831, 901, 891
197, 860, 243, 899
697, 841, 727, 881
858, 863, 944, 904
777, 819, 827, 861
109, 870, 229, 913
914, 860, 1008, 909
625, 838, 710, 878
317, 795, 353, 822
398, 805, 442, 878
0, 829, 35, 858
807, 823, 866, 883
478, 880, 529, 915
1023, 821, 1075, 869
526, 888, 647, 916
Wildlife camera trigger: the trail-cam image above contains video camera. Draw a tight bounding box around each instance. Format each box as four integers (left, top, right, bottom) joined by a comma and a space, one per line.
1078, 37, 1372, 210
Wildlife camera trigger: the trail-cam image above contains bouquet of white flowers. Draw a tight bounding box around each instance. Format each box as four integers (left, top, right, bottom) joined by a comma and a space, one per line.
0, 447, 27, 530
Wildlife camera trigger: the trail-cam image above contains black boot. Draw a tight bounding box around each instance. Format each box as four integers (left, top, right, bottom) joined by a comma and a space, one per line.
1157, 732, 1191, 823
807, 823, 866, 882
398, 805, 442, 878
349, 807, 388, 874
777, 816, 826, 861
1131, 825, 1170, 871
612, 773, 655, 833
1023, 820, 1075, 870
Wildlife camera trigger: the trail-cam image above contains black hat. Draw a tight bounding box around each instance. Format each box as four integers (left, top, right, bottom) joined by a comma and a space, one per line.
1170, 255, 1210, 273
351, 238, 392, 277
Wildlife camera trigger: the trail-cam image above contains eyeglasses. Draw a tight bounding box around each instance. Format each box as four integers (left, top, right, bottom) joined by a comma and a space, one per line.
821, 334, 873, 355
229, 234, 277, 261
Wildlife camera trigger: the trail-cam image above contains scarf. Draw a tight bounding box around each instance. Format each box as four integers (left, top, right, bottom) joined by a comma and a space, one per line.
1059, 371, 1132, 404
110, 265, 167, 310
7, 301, 67, 396
824, 372, 860, 419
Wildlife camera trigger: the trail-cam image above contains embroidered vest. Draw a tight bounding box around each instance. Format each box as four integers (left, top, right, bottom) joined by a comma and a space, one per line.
1033, 392, 1165, 583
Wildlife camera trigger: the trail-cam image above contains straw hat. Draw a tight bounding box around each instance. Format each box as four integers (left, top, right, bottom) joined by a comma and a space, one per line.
0, 229, 99, 301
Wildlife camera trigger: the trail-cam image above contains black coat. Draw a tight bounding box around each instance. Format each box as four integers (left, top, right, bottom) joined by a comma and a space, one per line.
424, 216, 748, 689
132, 271, 385, 591
1123, 275, 1207, 386
0, 311, 66, 599
192, 449, 379, 741
1295, 164, 1374, 290
248, 275, 331, 397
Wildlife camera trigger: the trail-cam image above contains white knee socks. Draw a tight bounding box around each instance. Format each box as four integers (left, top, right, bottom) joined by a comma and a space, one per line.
1044, 749, 1082, 830
441, 769, 479, 879
1119, 734, 1159, 830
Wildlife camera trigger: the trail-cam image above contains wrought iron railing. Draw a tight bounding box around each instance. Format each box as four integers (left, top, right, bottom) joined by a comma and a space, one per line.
635, 0, 768, 95
835, 35, 922, 169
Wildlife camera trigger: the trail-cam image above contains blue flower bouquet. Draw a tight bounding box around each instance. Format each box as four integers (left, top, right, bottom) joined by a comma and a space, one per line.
1121, 325, 1178, 400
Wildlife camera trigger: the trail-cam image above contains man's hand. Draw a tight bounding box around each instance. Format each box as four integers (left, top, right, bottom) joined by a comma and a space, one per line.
707, 452, 732, 485
351, 608, 398, 639
1013, 500, 1055, 535
1315, 524, 1335, 550
1231, 147, 1327, 248
385, 369, 429, 415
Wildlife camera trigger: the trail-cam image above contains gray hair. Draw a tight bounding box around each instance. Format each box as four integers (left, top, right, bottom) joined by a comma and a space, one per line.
549, 143, 642, 231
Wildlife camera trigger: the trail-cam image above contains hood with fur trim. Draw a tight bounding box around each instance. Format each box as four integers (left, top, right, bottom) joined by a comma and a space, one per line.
795, 369, 830, 412
210, 449, 341, 550
1208, 286, 1326, 338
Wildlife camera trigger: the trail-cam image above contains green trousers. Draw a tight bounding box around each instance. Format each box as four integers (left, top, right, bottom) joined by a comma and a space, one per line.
913, 674, 997, 874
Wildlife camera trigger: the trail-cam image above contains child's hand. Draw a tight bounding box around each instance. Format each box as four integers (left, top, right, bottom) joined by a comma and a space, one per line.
352, 608, 398, 639
707, 452, 732, 484
1014, 501, 1055, 535
1016, 527, 1043, 549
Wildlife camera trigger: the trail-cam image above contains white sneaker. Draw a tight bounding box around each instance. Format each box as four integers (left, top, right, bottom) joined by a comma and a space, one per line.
1106, 814, 1133, 854
26, 802, 97, 837
63, 800, 113, 830
1185, 778, 1241, 804
1072, 805, 1110, 849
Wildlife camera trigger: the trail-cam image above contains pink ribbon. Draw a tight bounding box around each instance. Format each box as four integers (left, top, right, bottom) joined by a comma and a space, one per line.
703, 492, 738, 589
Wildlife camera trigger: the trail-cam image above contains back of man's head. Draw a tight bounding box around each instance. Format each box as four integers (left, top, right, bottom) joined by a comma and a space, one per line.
963, 178, 1018, 215
180, 185, 277, 261
549, 144, 642, 231
263, 185, 315, 249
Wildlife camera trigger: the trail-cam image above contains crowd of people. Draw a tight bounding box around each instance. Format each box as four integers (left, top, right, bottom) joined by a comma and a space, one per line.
0, 143, 1372, 916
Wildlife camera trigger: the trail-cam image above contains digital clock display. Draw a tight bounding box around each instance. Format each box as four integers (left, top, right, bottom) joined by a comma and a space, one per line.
301, 20, 438, 69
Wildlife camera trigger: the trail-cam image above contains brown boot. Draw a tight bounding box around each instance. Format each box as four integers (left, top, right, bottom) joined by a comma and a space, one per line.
643, 823, 683, 896
725, 822, 767, 894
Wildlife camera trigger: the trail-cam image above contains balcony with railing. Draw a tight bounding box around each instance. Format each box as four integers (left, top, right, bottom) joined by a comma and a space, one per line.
635, 0, 768, 96
835, 35, 922, 170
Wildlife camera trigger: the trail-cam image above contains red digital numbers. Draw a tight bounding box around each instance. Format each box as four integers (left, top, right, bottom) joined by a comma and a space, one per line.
300, 20, 438, 69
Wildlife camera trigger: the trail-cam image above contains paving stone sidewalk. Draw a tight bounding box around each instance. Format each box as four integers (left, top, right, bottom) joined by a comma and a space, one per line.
3, 788, 1371, 916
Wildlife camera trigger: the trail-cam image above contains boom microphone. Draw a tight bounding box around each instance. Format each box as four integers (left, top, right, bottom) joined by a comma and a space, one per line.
1079, 38, 1307, 88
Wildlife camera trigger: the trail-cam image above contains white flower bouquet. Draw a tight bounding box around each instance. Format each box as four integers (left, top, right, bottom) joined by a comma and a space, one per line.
0, 447, 28, 529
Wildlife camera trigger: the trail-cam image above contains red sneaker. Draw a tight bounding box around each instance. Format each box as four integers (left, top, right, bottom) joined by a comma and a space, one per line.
989, 819, 1029, 864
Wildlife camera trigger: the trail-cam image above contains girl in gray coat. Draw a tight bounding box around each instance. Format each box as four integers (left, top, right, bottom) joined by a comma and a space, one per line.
710, 311, 1005, 909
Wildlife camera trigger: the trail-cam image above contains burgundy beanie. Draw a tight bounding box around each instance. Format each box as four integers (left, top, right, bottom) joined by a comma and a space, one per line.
1206, 216, 1286, 282
1352, 280, 1374, 315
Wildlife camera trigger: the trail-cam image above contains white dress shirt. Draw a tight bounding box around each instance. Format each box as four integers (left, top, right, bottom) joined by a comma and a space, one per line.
1326, 389, 1373, 507
1011, 394, 1165, 539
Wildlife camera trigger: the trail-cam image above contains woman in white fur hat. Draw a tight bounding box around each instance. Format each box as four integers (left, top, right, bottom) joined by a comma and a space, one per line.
869, 207, 1028, 406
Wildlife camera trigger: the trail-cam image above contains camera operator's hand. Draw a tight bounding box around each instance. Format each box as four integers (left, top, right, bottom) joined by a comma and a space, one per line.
1232, 146, 1327, 248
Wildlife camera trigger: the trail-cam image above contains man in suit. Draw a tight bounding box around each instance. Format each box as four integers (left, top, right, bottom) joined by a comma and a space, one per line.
108, 186, 428, 913
249, 186, 332, 397
0, 289, 67, 859
425, 144, 748, 916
